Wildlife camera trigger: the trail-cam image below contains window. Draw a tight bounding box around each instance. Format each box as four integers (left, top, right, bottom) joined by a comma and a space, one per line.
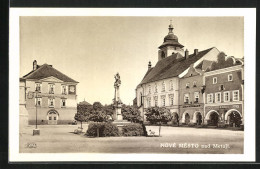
233, 90, 239, 101
213, 77, 217, 84
161, 96, 166, 106
154, 96, 158, 106
228, 74, 233, 81
207, 93, 213, 103
154, 84, 158, 93
224, 91, 230, 102
162, 82, 166, 92
194, 92, 199, 103
62, 85, 67, 95
61, 99, 66, 107
49, 98, 55, 107
49, 116, 52, 120
148, 85, 151, 94
147, 97, 151, 107
161, 51, 165, 59
169, 94, 174, 106
215, 92, 221, 103
49, 84, 55, 94
35, 98, 42, 106
169, 80, 173, 91
35, 83, 41, 92
140, 93, 143, 105
184, 93, 189, 104
186, 83, 190, 88
193, 81, 197, 87
54, 117, 56, 120
219, 85, 224, 91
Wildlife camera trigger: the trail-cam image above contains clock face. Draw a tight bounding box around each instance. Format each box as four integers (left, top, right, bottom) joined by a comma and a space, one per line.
69, 85, 76, 94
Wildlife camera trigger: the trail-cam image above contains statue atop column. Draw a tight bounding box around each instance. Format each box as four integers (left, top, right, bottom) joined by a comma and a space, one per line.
113, 72, 122, 105
113, 72, 123, 120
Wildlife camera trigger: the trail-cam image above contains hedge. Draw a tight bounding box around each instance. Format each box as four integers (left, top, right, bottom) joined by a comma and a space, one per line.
122, 123, 147, 136
86, 122, 119, 137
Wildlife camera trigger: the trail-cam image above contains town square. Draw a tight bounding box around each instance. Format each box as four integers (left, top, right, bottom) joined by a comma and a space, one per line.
18, 16, 244, 155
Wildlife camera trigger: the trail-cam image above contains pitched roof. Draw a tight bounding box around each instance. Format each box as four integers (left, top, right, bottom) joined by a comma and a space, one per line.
139, 47, 214, 85
22, 64, 78, 83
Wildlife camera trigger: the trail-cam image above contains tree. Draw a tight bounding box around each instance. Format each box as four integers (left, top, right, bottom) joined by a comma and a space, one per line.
145, 107, 172, 136
122, 105, 143, 123
75, 104, 92, 129
103, 104, 114, 121
88, 102, 108, 137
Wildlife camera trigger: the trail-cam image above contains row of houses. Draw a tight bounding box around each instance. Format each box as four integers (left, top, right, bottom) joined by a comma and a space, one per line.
135, 23, 244, 127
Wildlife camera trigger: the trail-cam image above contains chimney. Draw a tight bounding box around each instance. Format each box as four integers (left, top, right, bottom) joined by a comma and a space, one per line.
185, 49, 189, 59
194, 49, 199, 55
148, 61, 152, 69
33, 60, 37, 70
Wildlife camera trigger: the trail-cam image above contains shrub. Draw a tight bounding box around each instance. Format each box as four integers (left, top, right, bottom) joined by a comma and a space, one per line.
122, 123, 147, 136
103, 123, 119, 136
86, 122, 119, 137
86, 122, 104, 137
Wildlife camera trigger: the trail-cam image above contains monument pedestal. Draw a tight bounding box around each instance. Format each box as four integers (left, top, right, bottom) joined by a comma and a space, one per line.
112, 104, 130, 133
33, 128, 40, 136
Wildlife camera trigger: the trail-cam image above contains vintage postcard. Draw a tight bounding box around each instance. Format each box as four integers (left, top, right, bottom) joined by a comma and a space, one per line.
9, 8, 256, 162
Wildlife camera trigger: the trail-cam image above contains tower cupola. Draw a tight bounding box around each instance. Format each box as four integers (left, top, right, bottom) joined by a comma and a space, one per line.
158, 20, 185, 61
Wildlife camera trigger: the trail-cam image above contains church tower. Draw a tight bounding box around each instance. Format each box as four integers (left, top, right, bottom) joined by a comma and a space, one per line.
158, 21, 184, 61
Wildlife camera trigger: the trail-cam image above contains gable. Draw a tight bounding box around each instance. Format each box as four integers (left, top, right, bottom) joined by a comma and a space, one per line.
182, 65, 201, 78
23, 64, 78, 83
39, 76, 64, 83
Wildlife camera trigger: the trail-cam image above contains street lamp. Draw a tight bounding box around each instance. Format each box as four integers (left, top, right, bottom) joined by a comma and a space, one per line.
33, 90, 40, 135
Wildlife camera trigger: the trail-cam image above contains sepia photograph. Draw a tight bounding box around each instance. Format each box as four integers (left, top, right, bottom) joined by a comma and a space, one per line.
9, 8, 256, 162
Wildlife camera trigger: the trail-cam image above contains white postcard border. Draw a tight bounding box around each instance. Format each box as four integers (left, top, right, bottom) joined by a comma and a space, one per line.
9, 8, 256, 162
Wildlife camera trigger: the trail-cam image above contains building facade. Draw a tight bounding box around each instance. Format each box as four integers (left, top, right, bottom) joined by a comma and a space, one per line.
179, 65, 205, 125
204, 65, 244, 127
136, 23, 221, 122
20, 60, 79, 125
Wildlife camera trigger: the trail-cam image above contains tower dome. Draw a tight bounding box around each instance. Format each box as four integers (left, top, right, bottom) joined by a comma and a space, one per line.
159, 22, 184, 49
158, 21, 185, 61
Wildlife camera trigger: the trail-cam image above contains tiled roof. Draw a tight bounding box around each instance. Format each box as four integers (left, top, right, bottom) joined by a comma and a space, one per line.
139, 47, 214, 85
22, 64, 78, 83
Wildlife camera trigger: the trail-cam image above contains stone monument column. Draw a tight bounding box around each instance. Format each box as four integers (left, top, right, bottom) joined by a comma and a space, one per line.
113, 73, 123, 121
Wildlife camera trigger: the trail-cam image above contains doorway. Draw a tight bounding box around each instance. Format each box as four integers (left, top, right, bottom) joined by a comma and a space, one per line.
209, 112, 219, 126
48, 110, 58, 125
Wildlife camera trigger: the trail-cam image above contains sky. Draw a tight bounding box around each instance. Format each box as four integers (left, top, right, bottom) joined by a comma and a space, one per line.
20, 16, 244, 105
